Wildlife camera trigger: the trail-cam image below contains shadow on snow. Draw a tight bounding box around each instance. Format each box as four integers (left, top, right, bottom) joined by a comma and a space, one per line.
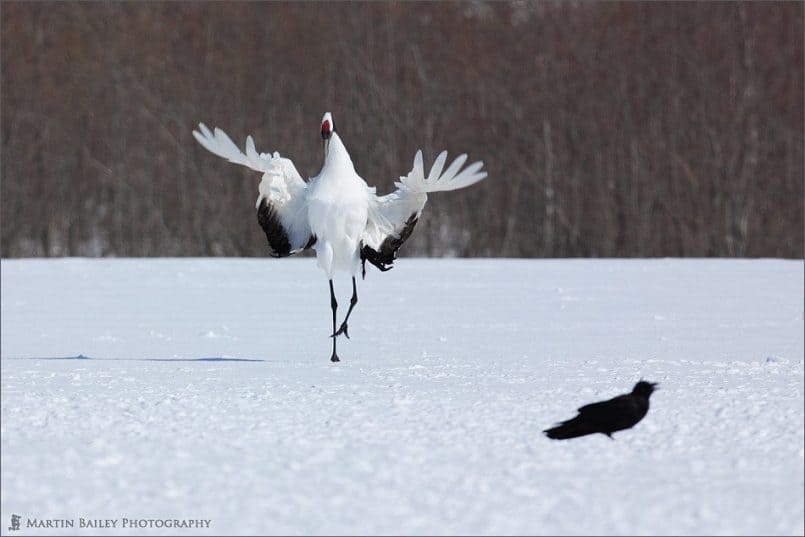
7, 355, 266, 363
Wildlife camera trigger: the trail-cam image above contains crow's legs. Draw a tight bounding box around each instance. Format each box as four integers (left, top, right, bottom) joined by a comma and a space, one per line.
328, 280, 339, 362
332, 277, 358, 339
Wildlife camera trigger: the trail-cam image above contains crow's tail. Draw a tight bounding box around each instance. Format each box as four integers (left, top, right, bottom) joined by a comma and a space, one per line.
543, 417, 596, 440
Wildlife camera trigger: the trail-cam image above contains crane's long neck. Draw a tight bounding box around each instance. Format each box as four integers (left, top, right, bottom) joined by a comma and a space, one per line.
321, 132, 357, 180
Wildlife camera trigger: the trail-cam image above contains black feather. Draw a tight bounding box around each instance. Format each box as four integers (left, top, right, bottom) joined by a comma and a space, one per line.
360, 213, 418, 279
256, 198, 315, 257
543, 381, 658, 440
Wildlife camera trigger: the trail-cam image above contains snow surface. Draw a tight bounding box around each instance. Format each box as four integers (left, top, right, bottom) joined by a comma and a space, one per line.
1, 258, 803, 536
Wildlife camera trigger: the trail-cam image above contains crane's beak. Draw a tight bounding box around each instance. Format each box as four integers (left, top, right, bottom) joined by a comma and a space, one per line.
321, 127, 332, 160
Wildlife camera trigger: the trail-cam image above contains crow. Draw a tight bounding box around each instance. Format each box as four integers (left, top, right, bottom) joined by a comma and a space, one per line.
543, 380, 658, 440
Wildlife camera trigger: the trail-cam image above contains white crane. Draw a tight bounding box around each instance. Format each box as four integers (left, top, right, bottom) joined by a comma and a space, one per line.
193, 112, 487, 362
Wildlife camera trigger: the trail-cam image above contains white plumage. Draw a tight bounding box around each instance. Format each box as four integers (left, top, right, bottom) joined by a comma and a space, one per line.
193, 112, 487, 361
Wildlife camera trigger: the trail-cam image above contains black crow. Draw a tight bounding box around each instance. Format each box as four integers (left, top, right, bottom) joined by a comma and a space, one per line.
544, 380, 658, 440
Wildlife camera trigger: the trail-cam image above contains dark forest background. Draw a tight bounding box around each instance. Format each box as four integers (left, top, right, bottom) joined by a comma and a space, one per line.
1, 2, 802, 259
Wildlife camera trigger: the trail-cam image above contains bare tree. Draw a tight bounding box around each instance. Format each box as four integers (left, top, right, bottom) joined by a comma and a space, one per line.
1, 2, 802, 259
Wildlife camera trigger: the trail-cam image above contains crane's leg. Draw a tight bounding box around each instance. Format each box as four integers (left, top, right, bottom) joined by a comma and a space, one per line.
332, 277, 358, 339
329, 280, 339, 362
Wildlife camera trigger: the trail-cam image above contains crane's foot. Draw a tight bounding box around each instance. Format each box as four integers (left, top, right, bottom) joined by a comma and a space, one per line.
330, 353, 340, 363
330, 322, 350, 339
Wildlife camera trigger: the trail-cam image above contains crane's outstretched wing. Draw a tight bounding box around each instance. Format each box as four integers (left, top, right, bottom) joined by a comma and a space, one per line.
360, 150, 486, 277
193, 123, 315, 257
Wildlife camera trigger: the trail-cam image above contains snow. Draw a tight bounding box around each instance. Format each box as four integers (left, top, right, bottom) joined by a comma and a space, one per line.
2, 257, 803, 536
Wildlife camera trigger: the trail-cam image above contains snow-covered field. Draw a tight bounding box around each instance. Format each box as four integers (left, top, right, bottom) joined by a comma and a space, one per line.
1, 257, 803, 536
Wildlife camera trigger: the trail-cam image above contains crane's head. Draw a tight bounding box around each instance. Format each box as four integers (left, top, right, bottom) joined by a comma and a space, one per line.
632, 380, 658, 397
321, 112, 334, 140
319, 112, 356, 172
321, 112, 335, 160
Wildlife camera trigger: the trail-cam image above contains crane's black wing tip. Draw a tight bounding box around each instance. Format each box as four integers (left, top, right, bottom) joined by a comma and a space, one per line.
360, 213, 418, 276
257, 198, 315, 257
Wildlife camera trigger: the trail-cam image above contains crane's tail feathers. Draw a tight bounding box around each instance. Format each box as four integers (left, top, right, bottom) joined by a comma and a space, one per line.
543, 418, 595, 440
397, 150, 487, 194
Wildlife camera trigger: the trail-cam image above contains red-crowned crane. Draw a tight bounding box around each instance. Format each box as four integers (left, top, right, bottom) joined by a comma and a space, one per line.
193, 113, 487, 362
